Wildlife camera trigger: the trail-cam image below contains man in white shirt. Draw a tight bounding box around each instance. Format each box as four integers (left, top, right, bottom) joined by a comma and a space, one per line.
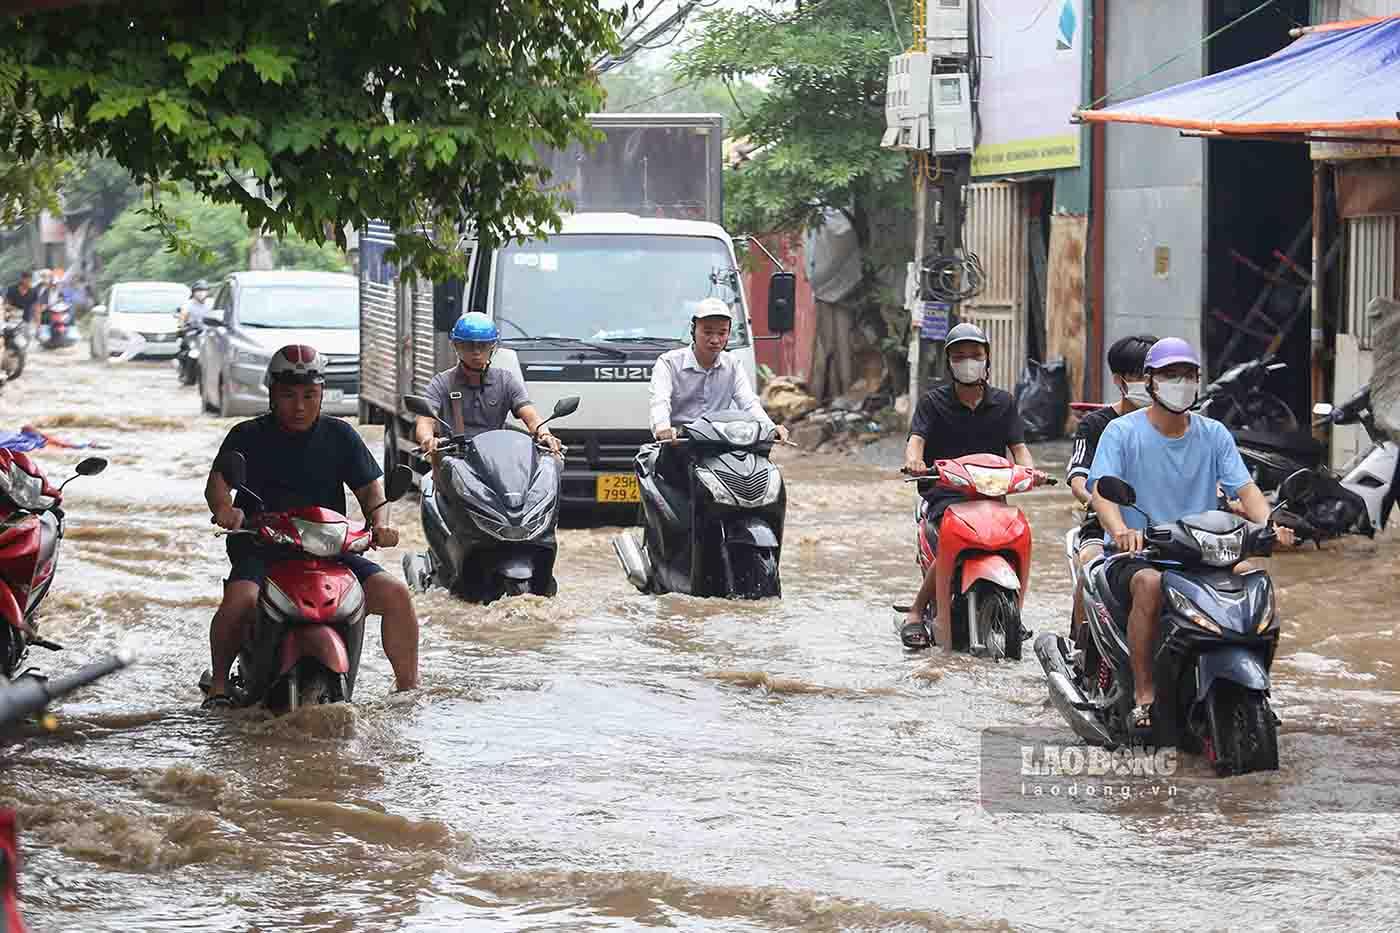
648, 298, 789, 445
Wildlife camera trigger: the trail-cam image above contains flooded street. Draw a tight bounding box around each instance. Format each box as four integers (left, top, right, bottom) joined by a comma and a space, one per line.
4, 345, 1400, 931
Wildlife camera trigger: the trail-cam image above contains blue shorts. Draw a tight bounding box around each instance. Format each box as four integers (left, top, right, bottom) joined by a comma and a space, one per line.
226, 539, 383, 586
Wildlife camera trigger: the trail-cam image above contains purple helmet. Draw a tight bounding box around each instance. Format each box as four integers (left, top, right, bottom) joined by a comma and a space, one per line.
1144, 337, 1200, 372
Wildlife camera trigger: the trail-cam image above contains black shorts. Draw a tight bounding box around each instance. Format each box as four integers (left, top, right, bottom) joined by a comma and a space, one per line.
1078, 514, 1105, 552
1106, 556, 1156, 608
226, 539, 383, 586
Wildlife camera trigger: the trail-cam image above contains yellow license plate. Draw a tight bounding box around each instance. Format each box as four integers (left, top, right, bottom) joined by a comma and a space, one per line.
596, 473, 640, 503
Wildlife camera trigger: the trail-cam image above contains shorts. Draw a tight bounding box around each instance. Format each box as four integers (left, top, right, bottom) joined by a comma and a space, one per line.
1106, 556, 1156, 608
226, 538, 383, 586
1077, 514, 1106, 553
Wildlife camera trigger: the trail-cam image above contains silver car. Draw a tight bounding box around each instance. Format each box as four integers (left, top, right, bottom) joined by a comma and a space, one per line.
90, 281, 189, 361
199, 271, 360, 417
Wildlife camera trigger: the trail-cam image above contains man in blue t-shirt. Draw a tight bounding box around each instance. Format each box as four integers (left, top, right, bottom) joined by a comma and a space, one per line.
1087, 337, 1295, 733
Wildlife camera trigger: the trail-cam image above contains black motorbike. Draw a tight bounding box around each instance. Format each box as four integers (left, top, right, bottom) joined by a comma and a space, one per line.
35, 301, 76, 351
173, 321, 201, 386
400, 394, 578, 603
1, 316, 27, 386
1035, 471, 1311, 777
613, 411, 785, 599
1198, 353, 1297, 433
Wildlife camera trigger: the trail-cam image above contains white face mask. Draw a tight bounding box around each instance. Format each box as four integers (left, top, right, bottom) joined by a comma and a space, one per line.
951, 358, 986, 385
1121, 379, 1152, 408
1152, 377, 1198, 413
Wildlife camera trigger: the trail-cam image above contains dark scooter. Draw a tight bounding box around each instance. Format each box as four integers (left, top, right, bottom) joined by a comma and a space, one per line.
173, 320, 201, 386
1198, 352, 1297, 433
400, 394, 578, 603
35, 301, 76, 351
199, 452, 412, 711
1, 314, 27, 386
1036, 471, 1310, 776
613, 410, 785, 599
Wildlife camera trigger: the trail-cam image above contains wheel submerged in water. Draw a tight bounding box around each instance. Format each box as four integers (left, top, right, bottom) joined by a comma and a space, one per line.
1206, 682, 1279, 776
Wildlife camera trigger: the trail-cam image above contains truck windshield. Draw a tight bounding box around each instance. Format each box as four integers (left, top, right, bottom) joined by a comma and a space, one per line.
492, 235, 747, 346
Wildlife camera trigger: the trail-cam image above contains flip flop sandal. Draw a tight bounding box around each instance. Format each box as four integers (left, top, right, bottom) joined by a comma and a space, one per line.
201, 694, 235, 711
1130, 703, 1153, 739
900, 620, 931, 649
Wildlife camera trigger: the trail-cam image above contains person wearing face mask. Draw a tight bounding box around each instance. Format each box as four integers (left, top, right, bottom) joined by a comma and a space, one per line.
1064, 334, 1158, 642
1087, 337, 1296, 736
180, 279, 212, 328
901, 322, 1034, 647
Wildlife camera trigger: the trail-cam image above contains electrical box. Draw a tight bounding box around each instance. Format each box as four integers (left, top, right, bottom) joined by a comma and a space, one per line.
881, 52, 932, 151
928, 0, 969, 59
931, 73, 974, 155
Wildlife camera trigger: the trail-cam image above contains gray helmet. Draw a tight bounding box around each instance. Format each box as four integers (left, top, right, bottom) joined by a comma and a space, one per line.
945, 322, 990, 355
192, 279, 209, 292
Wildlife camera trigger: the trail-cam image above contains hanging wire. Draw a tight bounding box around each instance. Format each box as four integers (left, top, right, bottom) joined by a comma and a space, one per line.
922, 250, 986, 302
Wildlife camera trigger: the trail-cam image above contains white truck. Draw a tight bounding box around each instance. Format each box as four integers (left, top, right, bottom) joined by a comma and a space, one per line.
359, 113, 795, 514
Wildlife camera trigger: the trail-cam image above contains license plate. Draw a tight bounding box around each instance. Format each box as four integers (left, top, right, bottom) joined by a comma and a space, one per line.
325, 389, 345, 403
596, 473, 639, 503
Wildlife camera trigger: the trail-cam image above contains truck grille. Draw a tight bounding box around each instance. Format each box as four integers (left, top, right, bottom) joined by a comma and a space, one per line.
553, 429, 651, 474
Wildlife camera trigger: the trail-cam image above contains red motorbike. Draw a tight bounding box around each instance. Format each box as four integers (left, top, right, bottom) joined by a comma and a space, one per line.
902, 453, 1054, 658
200, 452, 411, 711
0, 450, 108, 677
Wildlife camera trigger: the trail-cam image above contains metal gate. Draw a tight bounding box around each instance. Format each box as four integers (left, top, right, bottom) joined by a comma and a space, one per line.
1345, 215, 1396, 350
961, 182, 1027, 389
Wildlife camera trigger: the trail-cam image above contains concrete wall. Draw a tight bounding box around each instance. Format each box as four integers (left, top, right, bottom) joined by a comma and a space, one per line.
1101, 1, 1207, 397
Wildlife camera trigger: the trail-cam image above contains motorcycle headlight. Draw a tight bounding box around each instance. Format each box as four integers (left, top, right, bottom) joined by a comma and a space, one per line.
1187, 527, 1245, 567
695, 467, 738, 506
1165, 587, 1223, 635
718, 421, 760, 446
290, 518, 349, 557
965, 464, 1012, 497
0, 459, 53, 512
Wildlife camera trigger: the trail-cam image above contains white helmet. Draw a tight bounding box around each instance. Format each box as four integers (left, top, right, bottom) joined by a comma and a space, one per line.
691, 297, 734, 323
265, 344, 326, 388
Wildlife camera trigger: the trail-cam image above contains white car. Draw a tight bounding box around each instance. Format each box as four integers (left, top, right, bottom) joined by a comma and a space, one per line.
199, 271, 360, 417
90, 281, 190, 361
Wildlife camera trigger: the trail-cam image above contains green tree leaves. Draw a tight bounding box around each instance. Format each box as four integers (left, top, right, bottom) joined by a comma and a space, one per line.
2, 0, 623, 280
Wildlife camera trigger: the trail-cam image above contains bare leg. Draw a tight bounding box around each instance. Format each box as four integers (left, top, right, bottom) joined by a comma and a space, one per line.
906, 561, 942, 647
208, 581, 259, 697
1127, 569, 1164, 707
363, 573, 420, 691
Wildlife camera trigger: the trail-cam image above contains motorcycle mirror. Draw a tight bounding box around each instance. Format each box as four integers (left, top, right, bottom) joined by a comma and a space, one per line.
385, 464, 413, 503
75, 457, 107, 476
216, 450, 248, 489
1096, 476, 1137, 507
551, 396, 580, 419
404, 394, 454, 434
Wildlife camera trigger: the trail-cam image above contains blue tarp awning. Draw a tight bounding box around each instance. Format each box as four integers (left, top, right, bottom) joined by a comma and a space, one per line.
1076, 15, 1400, 134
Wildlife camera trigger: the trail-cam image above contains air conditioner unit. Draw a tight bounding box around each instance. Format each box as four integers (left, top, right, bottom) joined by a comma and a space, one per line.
928, 0, 969, 59
931, 73, 974, 155
881, 52, 932, 151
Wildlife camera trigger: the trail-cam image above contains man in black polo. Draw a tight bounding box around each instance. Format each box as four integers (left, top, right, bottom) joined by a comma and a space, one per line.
900, 322, 1032, 648
3, 272, 38, 329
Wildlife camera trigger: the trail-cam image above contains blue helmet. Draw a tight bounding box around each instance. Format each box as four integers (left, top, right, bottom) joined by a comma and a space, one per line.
450, 311, 499, 344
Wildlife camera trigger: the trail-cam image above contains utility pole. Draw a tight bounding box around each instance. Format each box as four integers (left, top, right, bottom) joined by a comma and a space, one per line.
908, 169, 927, 418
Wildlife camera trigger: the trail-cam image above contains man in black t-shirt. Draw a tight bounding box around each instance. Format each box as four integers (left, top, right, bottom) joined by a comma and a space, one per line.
901, 323, 1033, 650
1064, 334, 1157, 643
3, 272, 38, 326
201, 345, 419, 708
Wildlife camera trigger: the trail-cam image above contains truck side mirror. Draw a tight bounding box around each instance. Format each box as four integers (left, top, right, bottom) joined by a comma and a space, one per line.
767, 272, 796, 334
433, 278, 464, 332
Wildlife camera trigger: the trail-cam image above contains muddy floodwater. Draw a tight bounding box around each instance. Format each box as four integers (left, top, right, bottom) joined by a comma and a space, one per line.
2, 345, 1400, 931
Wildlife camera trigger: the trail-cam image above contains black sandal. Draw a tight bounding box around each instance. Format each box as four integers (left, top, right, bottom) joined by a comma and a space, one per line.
201, 694, 234, 711
1130, 702, 1153, 738
900, 619, 931, 649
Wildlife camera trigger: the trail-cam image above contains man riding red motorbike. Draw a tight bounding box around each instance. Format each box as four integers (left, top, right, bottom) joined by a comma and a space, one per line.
201, 345, 419, 709
901, 323, 1036, 652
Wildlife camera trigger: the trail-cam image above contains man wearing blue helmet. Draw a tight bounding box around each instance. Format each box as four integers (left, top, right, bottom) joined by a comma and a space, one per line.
414, 311, 562, 465
1088, 337, 1294, 734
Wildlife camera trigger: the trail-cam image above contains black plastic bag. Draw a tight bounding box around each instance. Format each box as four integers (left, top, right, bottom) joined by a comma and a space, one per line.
1015, 358, 1069, 442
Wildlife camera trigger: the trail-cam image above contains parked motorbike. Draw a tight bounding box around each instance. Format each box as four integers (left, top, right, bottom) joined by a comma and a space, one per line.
35, 301, 76, 351
1, 315, 27, 385
0, 451, 108, 679
400, 394, 577, 603
1198, 353, 1297, 433
613, 411, 786, 599
895, 454, 1054, 657
173, 320, 201, 386
0, 650, 133, 932
1035, 470, 1309, 776
1313, 386, 1399, 533
198, 452, 412, 711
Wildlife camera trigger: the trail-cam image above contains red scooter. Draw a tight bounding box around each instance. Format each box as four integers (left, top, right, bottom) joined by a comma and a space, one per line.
902, 453, 1054, 658
200, 453, 411, 712
0, 450, 108, 678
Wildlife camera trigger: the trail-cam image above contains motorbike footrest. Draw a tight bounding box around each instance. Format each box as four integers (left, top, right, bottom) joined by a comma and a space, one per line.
29, 637, 63, 652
